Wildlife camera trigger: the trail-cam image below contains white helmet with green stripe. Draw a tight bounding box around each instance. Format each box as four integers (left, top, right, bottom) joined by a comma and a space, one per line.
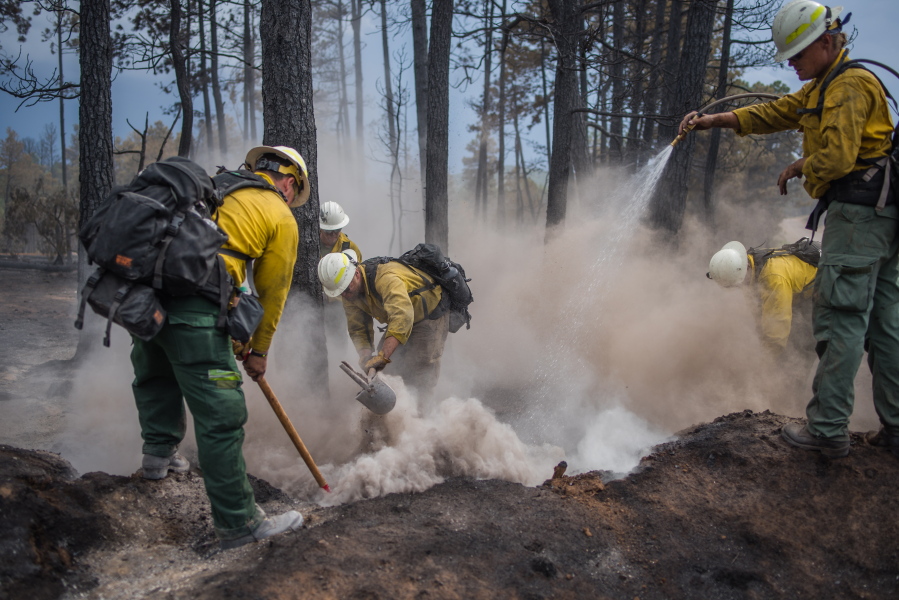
772, 1, 844, 62
318, 251, 357, 297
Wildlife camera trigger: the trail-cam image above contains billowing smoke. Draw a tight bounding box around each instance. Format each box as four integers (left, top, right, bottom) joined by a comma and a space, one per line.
56, 140, 881, 504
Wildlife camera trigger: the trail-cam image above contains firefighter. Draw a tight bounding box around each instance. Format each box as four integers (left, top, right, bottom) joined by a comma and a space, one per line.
680, 2, 897, 458
318, 251, 449, 406
708, 240, 818, 356
319, 201, 362, 261
132, 145, 308, 549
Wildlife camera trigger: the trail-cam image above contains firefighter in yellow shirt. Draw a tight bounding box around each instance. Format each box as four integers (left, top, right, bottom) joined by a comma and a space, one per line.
319, 201, 362, 261
708, 240, 819, 355
317, 251, 449, 405
682, 2, 898, 458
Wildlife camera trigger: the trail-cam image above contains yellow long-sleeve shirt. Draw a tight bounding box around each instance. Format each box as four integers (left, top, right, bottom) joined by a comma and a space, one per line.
342, 261, 443, 352
320, 231, 362, 261
747, 254, 817, 354
215, 172, 298, 353
733, 50, 893, 199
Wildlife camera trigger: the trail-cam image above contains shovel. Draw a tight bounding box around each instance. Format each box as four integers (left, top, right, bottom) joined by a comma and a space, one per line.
339, 361, 397, 415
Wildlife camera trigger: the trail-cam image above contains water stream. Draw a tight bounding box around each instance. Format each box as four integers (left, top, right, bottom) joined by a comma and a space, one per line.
519, 145, 676, 451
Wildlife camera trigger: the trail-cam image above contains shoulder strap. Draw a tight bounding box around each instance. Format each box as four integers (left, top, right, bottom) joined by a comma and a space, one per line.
212, 170, 279, 205
218, 247, 256, 294
796, 54, 853, 117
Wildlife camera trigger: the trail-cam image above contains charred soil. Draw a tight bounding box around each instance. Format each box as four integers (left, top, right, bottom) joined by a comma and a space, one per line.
2, 267, 899, 599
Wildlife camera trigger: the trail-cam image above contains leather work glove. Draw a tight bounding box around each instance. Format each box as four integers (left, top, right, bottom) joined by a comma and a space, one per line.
363, 351, 391, 373
232, 339, 251, 361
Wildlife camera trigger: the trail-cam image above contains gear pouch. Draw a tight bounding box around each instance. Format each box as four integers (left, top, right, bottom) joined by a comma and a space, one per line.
227, 290, 264, 344
815, 254, 878, 312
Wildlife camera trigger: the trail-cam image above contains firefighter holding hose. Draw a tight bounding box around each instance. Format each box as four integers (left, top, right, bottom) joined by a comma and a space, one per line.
680, 1, 898, 458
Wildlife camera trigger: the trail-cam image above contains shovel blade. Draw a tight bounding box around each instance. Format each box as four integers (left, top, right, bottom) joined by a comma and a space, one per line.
355, 378, 396, 415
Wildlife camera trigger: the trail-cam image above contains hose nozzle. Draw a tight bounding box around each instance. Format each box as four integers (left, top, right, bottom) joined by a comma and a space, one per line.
671, 119, 699, 147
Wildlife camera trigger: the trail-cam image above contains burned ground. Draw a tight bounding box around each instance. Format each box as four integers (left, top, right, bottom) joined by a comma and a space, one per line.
2, 267, 899, 599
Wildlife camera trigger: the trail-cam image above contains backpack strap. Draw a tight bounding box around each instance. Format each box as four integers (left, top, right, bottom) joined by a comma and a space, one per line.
74, 268, 104, 331
340, 239, 350, 252
796, 54, 852, 117
152, 210, 186, 289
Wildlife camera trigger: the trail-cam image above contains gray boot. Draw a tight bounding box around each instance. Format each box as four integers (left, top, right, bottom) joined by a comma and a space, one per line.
782, 423, 849, 458
220, 510, 304, 550
141, 453, 191, 480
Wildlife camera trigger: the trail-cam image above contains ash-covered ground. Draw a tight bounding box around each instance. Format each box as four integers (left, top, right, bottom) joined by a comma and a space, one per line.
2, 268, 899, 600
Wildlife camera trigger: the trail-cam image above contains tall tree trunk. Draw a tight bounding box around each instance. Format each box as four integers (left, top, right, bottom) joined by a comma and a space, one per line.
425, 0, 452, 253
658, 0, 684, 144
474, 0, 493, 218
410, 0, 427, 204
496, 11, 508, 227
651, 0, 716, 234
170, 0, 193, 157
260, 0, 328, 397
380, 0, 397, 160
608, 0, 625, 162
199, 0, 213, 154
78, 0, 114, 353
351, 0, 365, 180
337, 0, 352, 149
210, 0, 227, 156
702, 0, 734, 222
544, 0, 587, 238
243, 0, 253, 143
626, 0, 647, 165
540, 39, 551, 167
641, 0, 668, 150
56, 12, 67, 189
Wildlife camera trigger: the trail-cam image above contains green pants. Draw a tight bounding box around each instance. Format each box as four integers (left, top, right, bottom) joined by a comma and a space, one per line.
808, 201, 899, 439
131, 295, 262, 540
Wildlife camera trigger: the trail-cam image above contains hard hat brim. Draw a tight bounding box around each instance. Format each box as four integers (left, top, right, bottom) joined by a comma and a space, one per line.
245, 145, 311, 209
320, 214, 350, 231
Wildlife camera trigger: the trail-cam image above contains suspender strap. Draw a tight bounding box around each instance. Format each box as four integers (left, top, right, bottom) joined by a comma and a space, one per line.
75, 269, 103, 331
218, 248, 256, 294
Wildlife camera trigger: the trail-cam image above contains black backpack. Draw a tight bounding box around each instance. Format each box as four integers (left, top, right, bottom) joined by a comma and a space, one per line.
748, 237, 821, 281
361, 243, 473, 333
76, 157, 228, 346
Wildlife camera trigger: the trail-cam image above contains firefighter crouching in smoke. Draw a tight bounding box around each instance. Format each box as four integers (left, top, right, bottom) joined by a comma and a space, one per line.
680, 1, 899, 458
707, 240, 818, 357
131, 145, 308, 550
318, 250, 450, 406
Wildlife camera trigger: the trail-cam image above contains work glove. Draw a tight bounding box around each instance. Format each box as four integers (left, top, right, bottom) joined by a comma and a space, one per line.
232, 339, 251, 361
363, 351, 391, 373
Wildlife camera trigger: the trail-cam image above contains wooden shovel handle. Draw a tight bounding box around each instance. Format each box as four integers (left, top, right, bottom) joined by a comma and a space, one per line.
256, 376, 331, 492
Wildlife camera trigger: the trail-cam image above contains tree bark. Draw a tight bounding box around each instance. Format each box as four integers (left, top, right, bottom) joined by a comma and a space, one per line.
351, 0, 365, 180
260, 0, 328, 396
57, 12, 67, 190
410, 0, 427, 204
170, 0, 193, 157
651, 0, 716, 234
199, 0, 214, 154
702, 0, 734, 223
474, 0, 493, 217
424, 0, 452, 253
641, 0, 668, 149
210, 0, 227, 156
380, 0, 397, 160
608, 0, 625, 163
658, 0, 684, 144
496, 9, 508, 227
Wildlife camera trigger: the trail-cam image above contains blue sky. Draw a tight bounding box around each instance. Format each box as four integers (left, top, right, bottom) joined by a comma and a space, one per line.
1, 1, 897, 163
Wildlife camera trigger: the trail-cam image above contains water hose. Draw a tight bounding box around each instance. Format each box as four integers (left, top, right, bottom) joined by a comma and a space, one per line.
670, 93, 781, 147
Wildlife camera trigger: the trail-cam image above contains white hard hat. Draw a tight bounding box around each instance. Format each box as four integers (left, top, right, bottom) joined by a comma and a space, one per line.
772, 1, 843, 62
318, 251, 357, 297
245, 145, 311, 208
708, 241, 748, 288
320, 201, 350, 230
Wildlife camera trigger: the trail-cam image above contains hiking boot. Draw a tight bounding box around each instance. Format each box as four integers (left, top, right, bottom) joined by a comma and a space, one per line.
781, 423, 849, 458
141, 453, 190, 480
864, 428, 899, 458
220, 511, 304, 551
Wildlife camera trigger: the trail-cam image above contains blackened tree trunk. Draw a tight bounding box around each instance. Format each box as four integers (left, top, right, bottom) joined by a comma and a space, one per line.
702, 0, 734, 222
79, 0, 113, 227
641, 0, 668, 149
210, 0, 227, 155
474, 0, 493, 217
658, 0, 684, 144
410, 0, 427, 202
380, 0, 397, 161
243, 0, 256, 143
544, 0, 586, 239
171, 0, 193, 157
199, 0, 214, 153
609, 0, 625, 162
260, 0, 328, 396
651, 0, 716, 234
425, 0, 452, 253
56, 12, 67, 189
352, 0, 365, 180
496, 9, 508, 226
78, 0, 114, 352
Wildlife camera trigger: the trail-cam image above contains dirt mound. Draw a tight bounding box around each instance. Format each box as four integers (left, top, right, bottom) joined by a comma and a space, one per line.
3, 410, 898, 599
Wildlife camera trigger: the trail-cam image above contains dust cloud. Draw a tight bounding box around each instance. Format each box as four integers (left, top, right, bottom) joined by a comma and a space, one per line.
55, 141, 879, 505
